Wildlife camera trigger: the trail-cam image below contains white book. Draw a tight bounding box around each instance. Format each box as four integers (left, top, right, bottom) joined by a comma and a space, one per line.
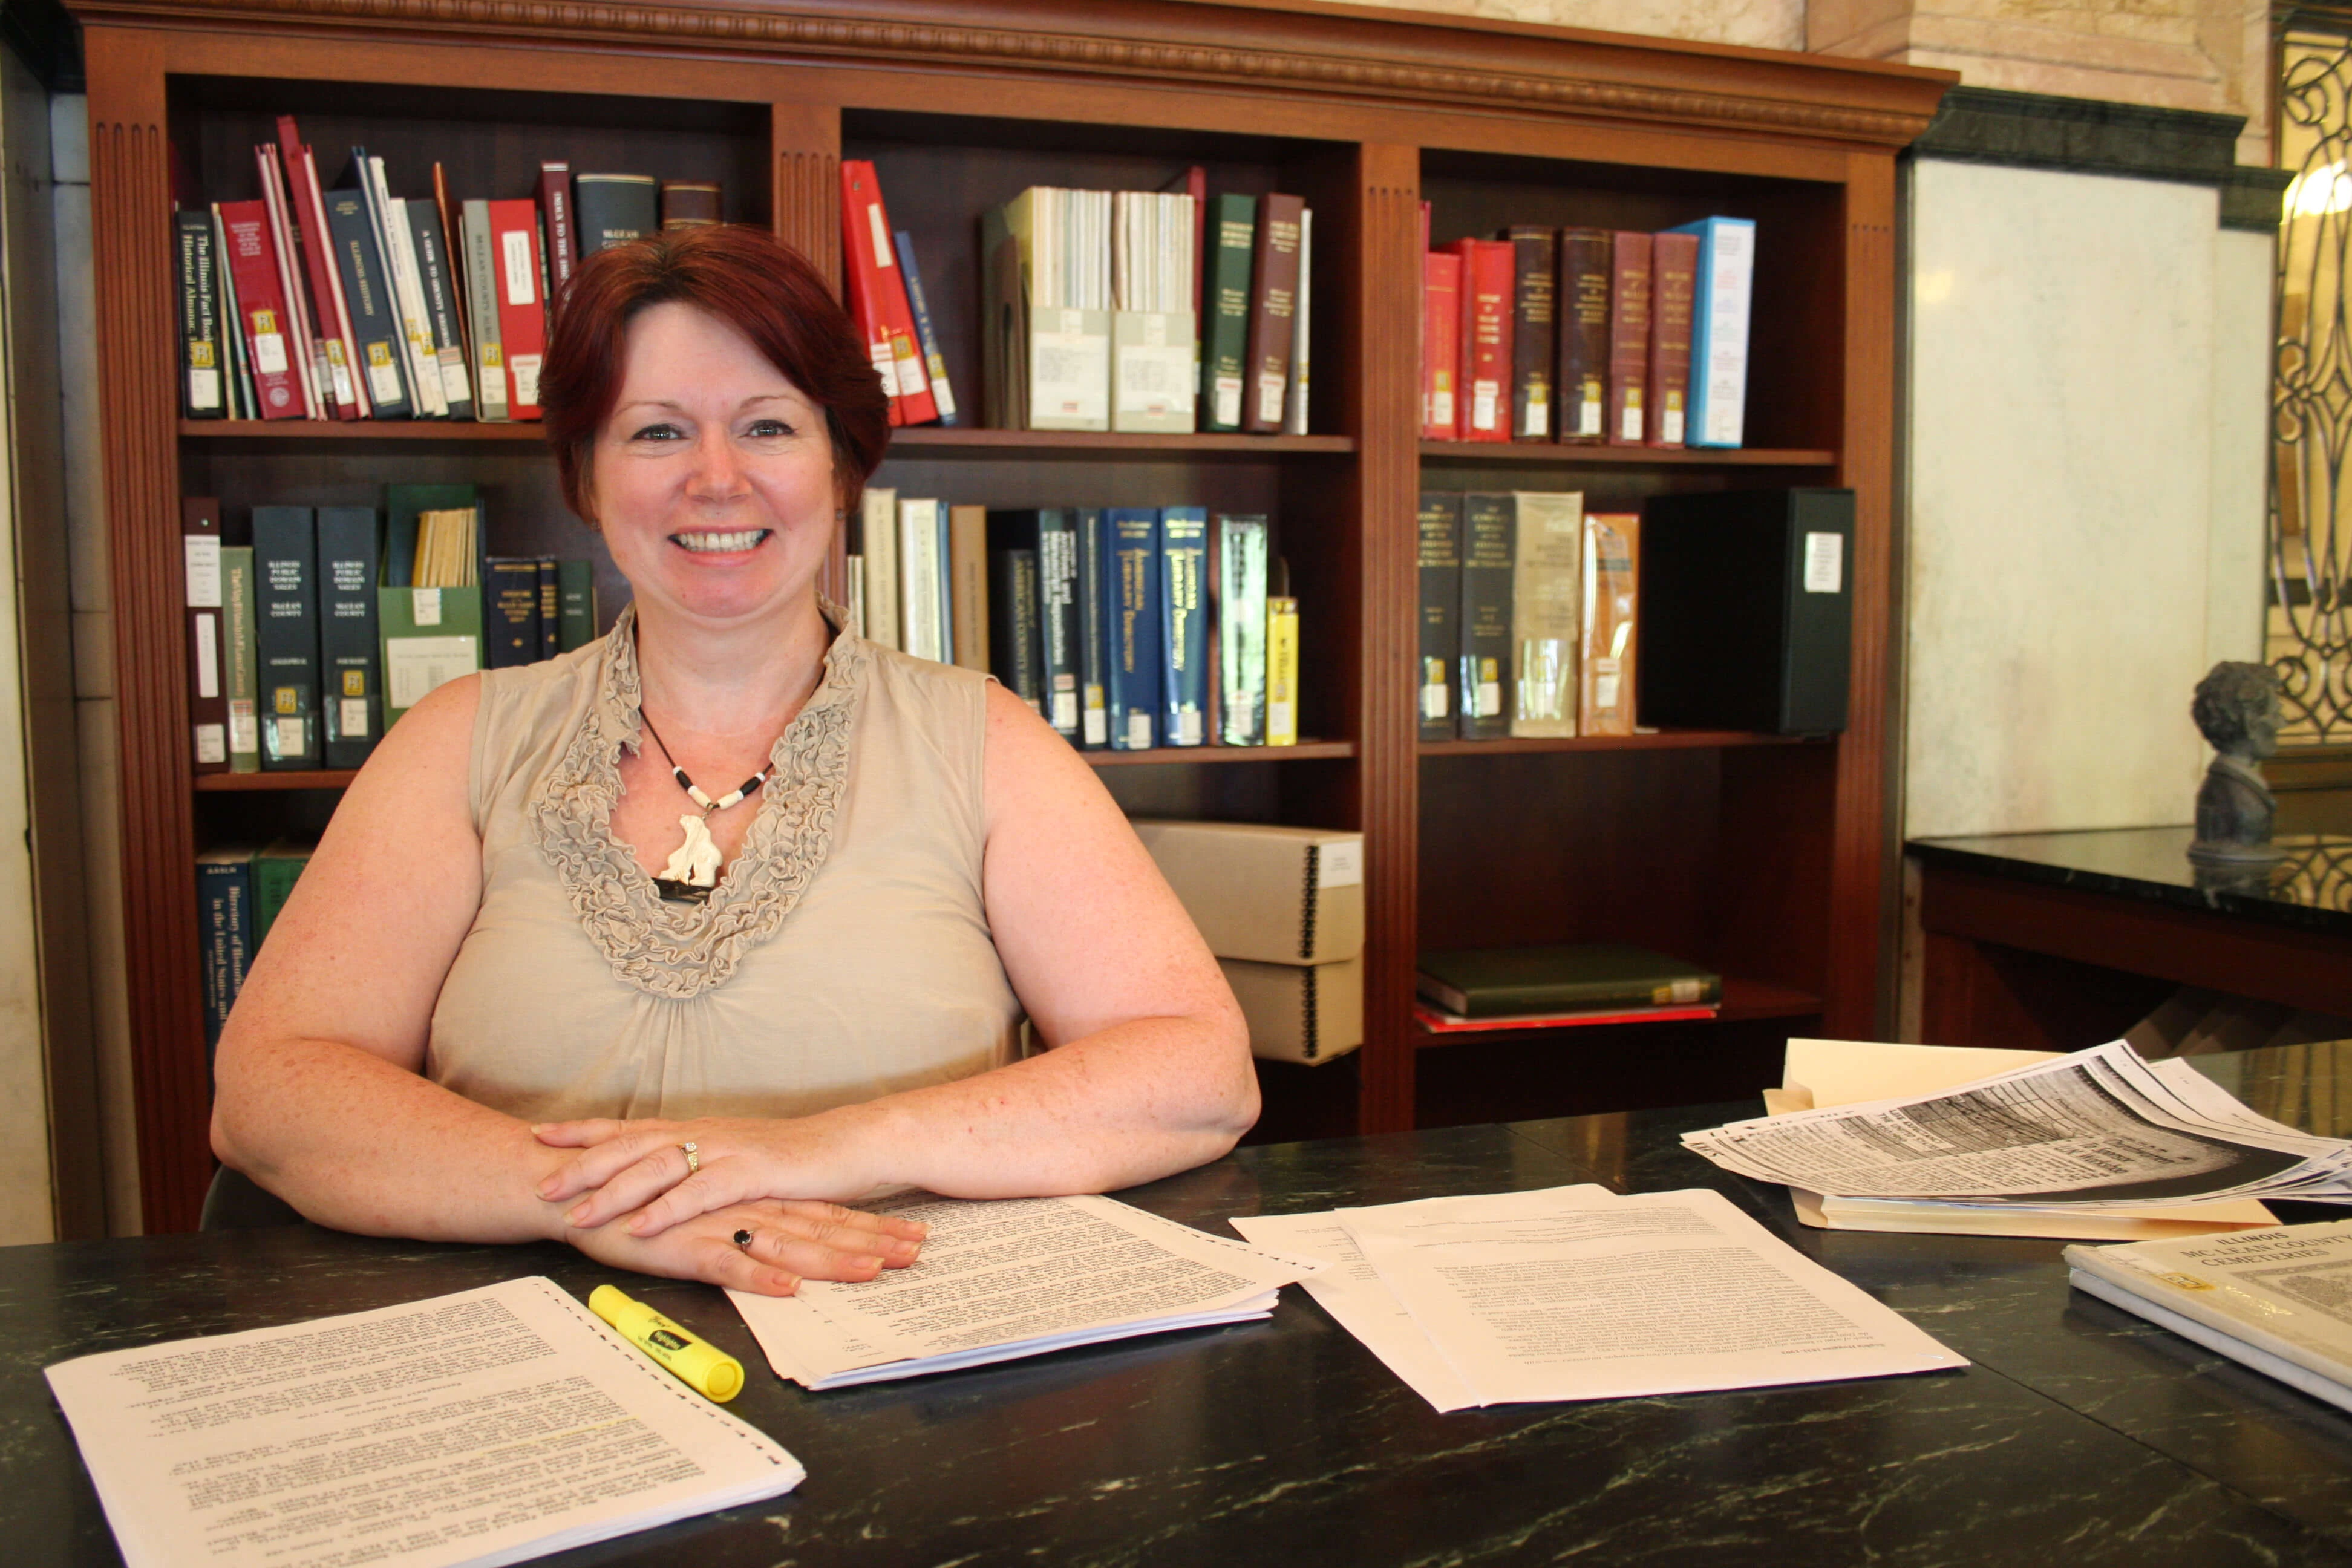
898, 496, 944, 662
367, 157, 448, 418
1285, 206, 1312, 435
861, 486, 899, 651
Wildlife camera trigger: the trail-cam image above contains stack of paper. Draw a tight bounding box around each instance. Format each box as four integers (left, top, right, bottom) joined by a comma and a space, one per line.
1234, 1184, 1965, 1413
1690, 1039, 2352, 1210
729, 1193, 1310, 1389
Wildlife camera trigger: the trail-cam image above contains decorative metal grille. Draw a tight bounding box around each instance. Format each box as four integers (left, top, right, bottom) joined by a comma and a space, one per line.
2275, 24, 2352, 744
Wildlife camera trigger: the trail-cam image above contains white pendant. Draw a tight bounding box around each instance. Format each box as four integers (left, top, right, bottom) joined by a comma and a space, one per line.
661, 812, 724, 887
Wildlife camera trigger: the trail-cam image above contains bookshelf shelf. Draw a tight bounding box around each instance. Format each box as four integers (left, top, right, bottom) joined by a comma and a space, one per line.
1417, 442, 1838, 468
1417, 731, 1819, 757
182, 420, 549, 442
888, 430, 1355, 458
1410, 976, 1823, 1047
195, 769, 359, 791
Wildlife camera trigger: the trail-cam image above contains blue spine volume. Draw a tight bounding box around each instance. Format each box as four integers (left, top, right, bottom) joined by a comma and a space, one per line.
195, 846, 255, 1053
893, 230, 959, 428
1104, 508, 1163, 751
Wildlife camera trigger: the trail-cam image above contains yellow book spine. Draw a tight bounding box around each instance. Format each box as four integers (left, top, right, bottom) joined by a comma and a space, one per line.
1265, 595, 1298, 746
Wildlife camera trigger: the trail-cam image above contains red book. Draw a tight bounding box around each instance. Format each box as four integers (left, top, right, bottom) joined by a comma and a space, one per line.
1413, 1002, 1717, 1034
486, 198, 547, 419
274, 116, 364, 419
1606, 230, 1652, 447
537, 161, 576, 296
252, 146, 320, 419
1421, 250, 1461, 440
838, 161, 936, 426
1647, 229, 1699, 449
1449, 237, 1511, 443
216, 200, 306, 420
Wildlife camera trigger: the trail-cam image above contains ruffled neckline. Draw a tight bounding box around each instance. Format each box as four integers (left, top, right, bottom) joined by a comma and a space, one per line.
529, 601, 866, 999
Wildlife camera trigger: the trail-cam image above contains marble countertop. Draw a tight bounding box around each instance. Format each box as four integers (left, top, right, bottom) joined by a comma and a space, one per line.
15, 1089, 2352, 1566
1909, 824, 2352, 936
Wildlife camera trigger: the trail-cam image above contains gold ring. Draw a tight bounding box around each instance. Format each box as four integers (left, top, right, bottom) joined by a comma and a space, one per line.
680, 1141, 700, 1175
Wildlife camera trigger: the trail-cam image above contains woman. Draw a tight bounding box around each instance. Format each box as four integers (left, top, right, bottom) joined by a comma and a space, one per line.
211, 226, 1258, 1295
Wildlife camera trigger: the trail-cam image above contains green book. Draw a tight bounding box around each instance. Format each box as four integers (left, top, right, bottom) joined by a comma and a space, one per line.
251, 837, 316, 952
1198, 192, 1255, 432
379, 583, 483, 727
221, 545, 260, 773
1414, 944, 1722, 1019
557, 558, 596, 652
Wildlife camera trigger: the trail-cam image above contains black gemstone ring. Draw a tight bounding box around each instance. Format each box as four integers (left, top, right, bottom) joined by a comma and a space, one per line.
732, 1228, 754, 1249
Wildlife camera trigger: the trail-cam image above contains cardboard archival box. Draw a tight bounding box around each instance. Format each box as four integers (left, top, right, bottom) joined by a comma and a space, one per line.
1131, 820, 1364, 966
1220, 953, 1363, 1065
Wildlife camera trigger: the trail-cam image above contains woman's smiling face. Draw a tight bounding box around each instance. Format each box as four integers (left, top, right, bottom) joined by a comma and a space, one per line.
588, 299, 840, 629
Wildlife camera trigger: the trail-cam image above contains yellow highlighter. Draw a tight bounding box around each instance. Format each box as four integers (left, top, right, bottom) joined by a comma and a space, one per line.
587, 1284, 745, 1403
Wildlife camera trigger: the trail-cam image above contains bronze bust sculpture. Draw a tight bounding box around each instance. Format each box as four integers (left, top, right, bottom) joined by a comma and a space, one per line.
2187, 661, 2284, 867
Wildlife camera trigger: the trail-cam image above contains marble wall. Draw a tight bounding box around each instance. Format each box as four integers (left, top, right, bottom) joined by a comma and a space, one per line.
1903, 157, 2270, 838
1300, 0, 1804, 50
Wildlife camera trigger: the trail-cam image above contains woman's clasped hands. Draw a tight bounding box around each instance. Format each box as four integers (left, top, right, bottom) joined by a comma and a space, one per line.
534, 1116, 924, 1297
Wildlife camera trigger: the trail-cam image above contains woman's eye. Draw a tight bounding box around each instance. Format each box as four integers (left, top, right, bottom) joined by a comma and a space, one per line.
630, 423, 684, 442
744, 419, 794, 439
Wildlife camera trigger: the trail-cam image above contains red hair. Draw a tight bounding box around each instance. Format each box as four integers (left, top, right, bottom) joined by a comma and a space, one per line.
538, 225, 891, 524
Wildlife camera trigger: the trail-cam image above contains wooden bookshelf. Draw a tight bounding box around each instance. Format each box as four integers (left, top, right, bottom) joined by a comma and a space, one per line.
77, 0, 1949, 1230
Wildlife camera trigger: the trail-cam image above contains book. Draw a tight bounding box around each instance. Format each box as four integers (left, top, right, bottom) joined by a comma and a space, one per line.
574, 172, 658, 252
379, 581, 482, 725
316, 506, 384, 769
1224, 954, 1363, 1064
194, 846, 254, 1051
1669, 216, 1756, 448
860, 485, 899, 651
947, 503, 990, 672
406, 198, 473, 419
485, 198, 547, 417
1036, 509, 1083, 740
984, 515, 1043, 713
1604, 231, 1651, 447
840, 162, 935, 426
660, 180, 721, 228
182, 497, 227, 773
1455, 492, 1512, 740
250, 836, 315, 952
365, 156, 448, 418
1505, 225, 1556, 441
893, 229, 959, 426
1131, 820, 1364, 966
274, 117, 364, 417
485, 556, 543, 667
1199, 192, 1255, 432
1285, 207, 1312, 436
1414, 1001, 1718, 1034
537, 160, 577, 294
1215, 513, 1269, 746
1105, 507, 1163, 750
1242, 194, 1304, 433
1421, 250, 1460, 439
1265, 593, 1298, 746
1160, 506, 1209, 746
1111, 187, 1196, 434
1416, 492, 1461, 742
207, 206, 252, 419
1580, 511, 1638, 736
216, 201, 306, 419
1074, 506, 1110, 748
252, 146, 323, 420
221, 546, 260, 773
430, 161, 468, 379
175, 211, 224, 418
1004, 186, 1111, 432
898, 496, 946, 662
1450, 238, 1511, 443
1416, 942, 1721, 1019
537, 557, 559, 661
1647, 229, 1699, 448
1508, 490, 1583, 738
251, 505, 321, 769
322, 180, 413, 418
557, 558, 597, 652
459, 200, 510, 422
978, 204, 1027, 430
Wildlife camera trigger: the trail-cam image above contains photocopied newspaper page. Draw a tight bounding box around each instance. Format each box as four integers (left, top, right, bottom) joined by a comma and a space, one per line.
1687, 1040, 2352, 1207
1335, 1185, 1966, 1408
730, 1193, 1308, 1389
44, 1276, 805, 1568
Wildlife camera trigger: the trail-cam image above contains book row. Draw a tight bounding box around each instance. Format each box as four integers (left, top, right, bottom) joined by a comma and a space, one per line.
849, 489, 1301, 751
1420, 486, 1856, 742
1424, 218, 1753, 449
194, 840, 313, 1048
182, 486, 596, 773
177, 112, 721, 423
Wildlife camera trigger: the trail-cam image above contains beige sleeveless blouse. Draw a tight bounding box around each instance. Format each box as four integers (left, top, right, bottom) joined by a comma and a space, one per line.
427, 605, 1021, 1122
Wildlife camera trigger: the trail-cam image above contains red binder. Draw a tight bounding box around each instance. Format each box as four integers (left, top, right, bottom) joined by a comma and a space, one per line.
215, 201, 306, 420
486, 198, 547, 419
1449, 238, 1512, 443
839, 160, 936, 426
1421, 250, 1461, 440
274, 117, 364, 419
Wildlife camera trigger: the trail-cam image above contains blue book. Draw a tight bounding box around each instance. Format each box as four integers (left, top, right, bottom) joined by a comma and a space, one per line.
1665, 216, 1754, 449
893, 229, 959, 428
935, 503, 955, 656
1158, 506, 1209, 746
195, 845, 255, 1054
1075, 506, 1109, 749
1103, 508, 1162, 751
325, 156, 414, 419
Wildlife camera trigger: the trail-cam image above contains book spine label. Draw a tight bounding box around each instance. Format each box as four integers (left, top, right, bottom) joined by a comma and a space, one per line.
218, 202, 305, 419
1557, 230, 1610, 445
1581, 513, 1639, 735
893, 229, 959, 426
1076, 508, 1110, 748
177, 212, 224, 417
1457, 494, 1514, 739
316, 506, 383, 768
1647, 230, 1698, 448
1242, 195, 1304, 433
1417, 492, 1462, 742
486, 199, 547, 417
1606, 231, 1651, 448
1037, 511, 1082, 739
484, 557, 542, 667
324, 188, 413, 418
1421, 252, 1460, 439
1265, 595, 1298, 746
1200, 194, 1256, 431
223, 546, 260, 771
1508, 228, 1556, 441
183, 497, 227, 771
1106, 508, 1163, 749
1216, 514, 1269, 745
252, 506, 321, 768
460, 201, 509, 421
1160, 508, 1209, 746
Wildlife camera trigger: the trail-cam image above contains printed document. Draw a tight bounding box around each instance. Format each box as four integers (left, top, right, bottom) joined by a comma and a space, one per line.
44, 1276, 803, 1568
730, 1193, 1308, 1388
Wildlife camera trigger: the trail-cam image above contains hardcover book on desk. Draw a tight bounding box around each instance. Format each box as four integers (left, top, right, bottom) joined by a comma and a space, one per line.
1638, 488, 1854, 736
